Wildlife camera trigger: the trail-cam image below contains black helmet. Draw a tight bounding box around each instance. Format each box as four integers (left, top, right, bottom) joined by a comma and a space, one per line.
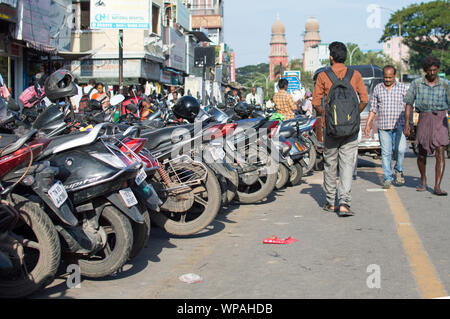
234, 102, 251, 118
44, 70, 78, 102
88, 99, 102, 111
172, 96, 200, 122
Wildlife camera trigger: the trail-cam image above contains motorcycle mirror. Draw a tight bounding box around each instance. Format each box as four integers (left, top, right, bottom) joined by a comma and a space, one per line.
110, 94, 125, 106
7, 99, 21, 112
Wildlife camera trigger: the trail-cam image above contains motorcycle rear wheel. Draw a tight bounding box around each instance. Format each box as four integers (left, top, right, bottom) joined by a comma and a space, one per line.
235, 147, 278, 204
289, 162, 303, 186
150, 166, 221, 236
0, 194, 61, 298
69, 205, 133, 278
275, 163, 290, 190
129, 205, 151, 260
303, 140, 317, 174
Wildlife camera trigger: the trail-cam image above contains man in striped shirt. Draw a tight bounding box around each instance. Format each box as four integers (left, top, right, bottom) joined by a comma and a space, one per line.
365, 65, 408, 189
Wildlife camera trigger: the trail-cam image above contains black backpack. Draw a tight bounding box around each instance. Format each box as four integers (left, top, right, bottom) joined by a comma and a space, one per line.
324, 69, 360, 138
78, 87, 94, 113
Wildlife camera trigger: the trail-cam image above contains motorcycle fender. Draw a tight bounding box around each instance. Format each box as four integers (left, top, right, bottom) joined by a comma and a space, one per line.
106, 193, 145, 224
263, 139, 288, 164
206, 162, 237, 181
299, 159, 308, 168
32, 187, 78, 226
0, 251, 13, 270
131, 184, 161, 212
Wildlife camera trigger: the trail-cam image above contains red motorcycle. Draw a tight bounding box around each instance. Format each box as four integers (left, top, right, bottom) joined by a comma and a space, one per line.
0, 120, 65, 297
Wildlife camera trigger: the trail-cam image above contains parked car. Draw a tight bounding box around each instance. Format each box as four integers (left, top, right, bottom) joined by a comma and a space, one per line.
313, 64, 383, 158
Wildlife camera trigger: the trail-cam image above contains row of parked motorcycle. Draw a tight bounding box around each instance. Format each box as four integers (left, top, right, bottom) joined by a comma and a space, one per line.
0, 70, 322, 298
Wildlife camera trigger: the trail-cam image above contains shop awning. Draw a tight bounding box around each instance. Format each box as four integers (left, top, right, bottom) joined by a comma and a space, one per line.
25, 40, 57, 55
57, 45, 106, 60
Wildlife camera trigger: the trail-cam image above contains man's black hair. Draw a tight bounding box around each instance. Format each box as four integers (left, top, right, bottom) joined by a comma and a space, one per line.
278, 78, 289, 90
329, 42, 347, 64
383, 65, 397, 75
88, 79, 96, 86
421, 56, 440, 72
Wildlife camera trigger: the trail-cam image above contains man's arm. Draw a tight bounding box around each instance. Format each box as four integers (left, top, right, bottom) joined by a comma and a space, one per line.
312, 73, 326, 115
354, 71, 369, 113
403, 82, 417, 137
365, 87, 379, 136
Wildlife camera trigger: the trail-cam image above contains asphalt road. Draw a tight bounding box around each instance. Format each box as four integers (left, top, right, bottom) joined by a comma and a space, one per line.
35, 149, 449, 299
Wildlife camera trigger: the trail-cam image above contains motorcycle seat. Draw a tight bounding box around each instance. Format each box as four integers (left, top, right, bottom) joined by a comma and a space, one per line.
140, 124, 194, 150
279, 126, 296, 139
0, 129, 38, 157
39, 131, 88, 157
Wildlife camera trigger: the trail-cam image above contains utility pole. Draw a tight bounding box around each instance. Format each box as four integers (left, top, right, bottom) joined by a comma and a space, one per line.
119, 29, 124, 93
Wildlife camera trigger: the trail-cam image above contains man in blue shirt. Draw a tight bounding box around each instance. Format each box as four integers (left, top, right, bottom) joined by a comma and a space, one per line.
404, 56, 449, 196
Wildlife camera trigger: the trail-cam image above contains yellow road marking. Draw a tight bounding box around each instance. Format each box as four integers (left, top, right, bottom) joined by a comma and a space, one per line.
376, 167, 447, 299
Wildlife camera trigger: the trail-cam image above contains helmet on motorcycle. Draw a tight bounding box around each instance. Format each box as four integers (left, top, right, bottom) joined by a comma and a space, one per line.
44, 70, 78, 102
172, 96, 200, 122
88, 99, 102, 111
234, 102, 251, 118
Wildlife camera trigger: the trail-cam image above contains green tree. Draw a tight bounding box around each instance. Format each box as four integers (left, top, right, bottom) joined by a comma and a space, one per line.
380, 0, 450, 74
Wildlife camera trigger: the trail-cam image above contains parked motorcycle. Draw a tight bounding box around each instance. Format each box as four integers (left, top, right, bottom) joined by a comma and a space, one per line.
0, 123, 61, 298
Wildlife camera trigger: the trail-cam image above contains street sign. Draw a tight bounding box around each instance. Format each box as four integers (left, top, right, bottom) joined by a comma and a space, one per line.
283, 70, 301, 80
282, 75, 304, 94
90, 0, 150, 29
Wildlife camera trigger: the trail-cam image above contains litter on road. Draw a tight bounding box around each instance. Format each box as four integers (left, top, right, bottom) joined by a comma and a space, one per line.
263, 236, 298, 245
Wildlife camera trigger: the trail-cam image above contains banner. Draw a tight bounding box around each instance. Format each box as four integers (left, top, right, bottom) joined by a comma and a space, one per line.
90, 0, 150, 29
16, 0, 72, 52
176, 0, 190, 31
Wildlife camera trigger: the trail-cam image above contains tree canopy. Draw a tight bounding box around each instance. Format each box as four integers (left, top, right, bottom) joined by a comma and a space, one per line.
380, 0, 450, 75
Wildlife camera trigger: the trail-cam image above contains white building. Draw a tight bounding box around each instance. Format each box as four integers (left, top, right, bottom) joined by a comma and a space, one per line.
303, 43, 329, 73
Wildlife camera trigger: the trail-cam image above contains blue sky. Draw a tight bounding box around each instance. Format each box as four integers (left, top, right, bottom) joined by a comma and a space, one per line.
223, 0, 434, 68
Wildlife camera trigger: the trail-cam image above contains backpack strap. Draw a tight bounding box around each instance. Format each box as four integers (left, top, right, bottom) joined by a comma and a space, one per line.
325, 68, 354, 84
342, 69, 354, 84
324, 69, 340, 84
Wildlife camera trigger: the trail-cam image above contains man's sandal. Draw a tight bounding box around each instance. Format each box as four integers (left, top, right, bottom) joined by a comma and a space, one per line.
339, 204, 355, 217
323, 204, 337, 213
416, 185, 426, 192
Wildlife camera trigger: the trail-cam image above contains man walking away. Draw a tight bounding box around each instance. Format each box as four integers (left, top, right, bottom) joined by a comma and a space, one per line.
365, 65, 408, 189
273, 78, 298, 120
403, 56, 449, 196
312, 41, 369, 217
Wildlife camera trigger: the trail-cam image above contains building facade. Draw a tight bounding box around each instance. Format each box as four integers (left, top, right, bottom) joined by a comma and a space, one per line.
302, 16, 328, 74
383, 36, 410, 73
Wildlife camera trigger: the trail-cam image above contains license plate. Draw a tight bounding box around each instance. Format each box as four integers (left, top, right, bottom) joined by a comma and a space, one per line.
119, 188, 138, 208
211, 147, 226, 161
48, 181, 68, 208
135, 168, 147, 186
